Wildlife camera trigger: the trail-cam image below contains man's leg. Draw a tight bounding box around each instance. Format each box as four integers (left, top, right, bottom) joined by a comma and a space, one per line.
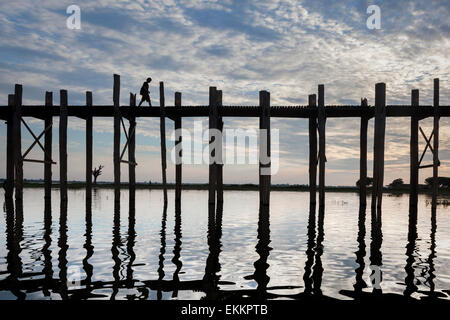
138, 96, 144, 107
148, 97, 152, 107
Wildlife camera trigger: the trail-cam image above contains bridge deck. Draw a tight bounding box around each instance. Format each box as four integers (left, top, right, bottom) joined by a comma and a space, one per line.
1, 105, 450, 120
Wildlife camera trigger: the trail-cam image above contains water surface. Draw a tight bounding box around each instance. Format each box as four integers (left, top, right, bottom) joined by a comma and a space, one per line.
0, 188, 449, 300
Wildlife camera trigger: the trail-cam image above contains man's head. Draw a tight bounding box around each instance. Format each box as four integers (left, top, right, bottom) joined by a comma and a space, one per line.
146, 77, 152, 83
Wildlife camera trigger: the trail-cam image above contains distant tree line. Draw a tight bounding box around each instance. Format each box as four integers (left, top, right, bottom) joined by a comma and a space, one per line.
356, 177, 450, 189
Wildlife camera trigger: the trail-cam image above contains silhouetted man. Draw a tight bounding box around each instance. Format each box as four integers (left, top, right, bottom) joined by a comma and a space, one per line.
138, 77, 152, 107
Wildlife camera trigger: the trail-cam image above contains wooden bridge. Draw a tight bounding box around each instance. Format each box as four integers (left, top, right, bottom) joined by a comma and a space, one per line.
1, 74, 448, 211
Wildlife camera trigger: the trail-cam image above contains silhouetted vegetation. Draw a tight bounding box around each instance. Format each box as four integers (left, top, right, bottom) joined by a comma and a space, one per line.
92, 165, 104, 185
425, 177, 450, 188
356, 177, 373, 187
389, 178, 404, 188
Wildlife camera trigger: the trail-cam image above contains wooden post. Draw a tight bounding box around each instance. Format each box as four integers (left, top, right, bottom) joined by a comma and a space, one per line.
432, 79, 439, 208
113, 74, 120, 203
5, 94, 15, 199
259, 90, 271, 206
308, 94, 317, 207
129, 93, 136, 201
44, 92, 53, 202
371, 83, 386, 210
159, 82, 168, 204
409, 89, 419, 209
86, 91, 93, 203
318, 85, 326, 209
217, 90, 224, 204
59, 89, 68, 203
208, 87, 218, 205
174, 92, 182, 203
14, 85, 23, 202
360, 98, 369, 207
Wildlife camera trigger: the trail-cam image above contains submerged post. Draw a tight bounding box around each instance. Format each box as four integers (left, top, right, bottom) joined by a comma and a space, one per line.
59, 90, 68, 203
308, 94, 317, 207
359, 98, 369, 207
174, 92, 182, 203
371, 83, 386, 210
159, 81, 168, 204
129, 93, 136, 202
208, 87, 218, 205
217, 90, 224, 204
86, 91, 93, 203
409, 89, 419, 209
432, 79, 440, 209
13, 85, 23, 202
113, 74, 121, 203
259, 90, 271, 206
318, 85, 326, 209
44, 92, 53, 203
5, 94, 15, 199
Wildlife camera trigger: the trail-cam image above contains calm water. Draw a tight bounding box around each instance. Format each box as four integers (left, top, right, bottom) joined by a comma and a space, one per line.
0, 188, 450, 300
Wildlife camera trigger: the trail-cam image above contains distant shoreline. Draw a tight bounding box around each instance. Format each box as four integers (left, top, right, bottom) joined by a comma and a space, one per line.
12, 181, 449, 194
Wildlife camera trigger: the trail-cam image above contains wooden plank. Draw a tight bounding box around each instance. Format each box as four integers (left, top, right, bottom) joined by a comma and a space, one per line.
174, 92, 182, 203
432, 78, 439, 208
160, 82, 168, 203
23, 158, 55, 164
14, 84, 23, 202
128, 93, 136, 201
308, 94, 317, 206
59, 89, 68, 203
113, 74, 120, 203
359, 98, 368, 207
217, 90, 224, 204
259, 90, 271, 206
3, 104, 450, 119
208, 87, 218, 205
86, 91, 93, 202
44, 92, 53, 202
371, 83, 386, 210
318, 85, 326, 209
409, 89, 419, 209
5, 94, 15, 199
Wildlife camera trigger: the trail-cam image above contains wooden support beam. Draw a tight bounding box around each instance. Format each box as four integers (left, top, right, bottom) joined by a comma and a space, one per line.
409, 89, 419, 209
44, 92, 53, 202
208, 87, 218, 205
59, 90, 68, 203
160, 82, 168, 204
308, 94, 317, 207
259, 90, 271, 206
371, 83, 386, 210
129, 93, 136, 202
113, 74, 121, 203
86, 91, 93, 203
217, 90, 224, 204
360, 98, 369, 207
432, 78, 439, 208
14, 84, 23, 202
318, 85, 326, 209
174, 92, 182, 203
5, 94, 15, 199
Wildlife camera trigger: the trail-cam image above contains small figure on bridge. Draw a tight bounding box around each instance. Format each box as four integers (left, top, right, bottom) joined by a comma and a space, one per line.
138, 77, 152, 107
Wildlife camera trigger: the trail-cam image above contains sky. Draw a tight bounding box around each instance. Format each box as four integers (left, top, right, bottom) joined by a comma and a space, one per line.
0, 0, 449, 186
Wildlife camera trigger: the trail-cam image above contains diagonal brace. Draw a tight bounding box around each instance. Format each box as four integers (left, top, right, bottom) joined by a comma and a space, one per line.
21, 119, 53, 162
418, 126, 438, 167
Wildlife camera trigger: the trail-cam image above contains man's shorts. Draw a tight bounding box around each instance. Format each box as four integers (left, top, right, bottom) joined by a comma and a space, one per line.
141, 93, 150, 102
